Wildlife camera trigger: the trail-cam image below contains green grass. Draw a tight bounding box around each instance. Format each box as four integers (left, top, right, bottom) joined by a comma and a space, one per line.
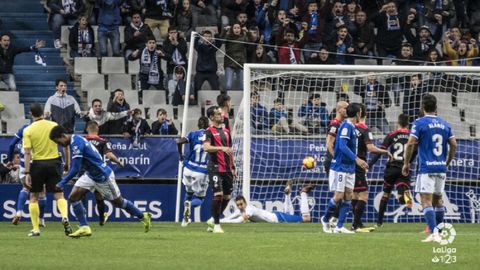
1, 222, 478, 270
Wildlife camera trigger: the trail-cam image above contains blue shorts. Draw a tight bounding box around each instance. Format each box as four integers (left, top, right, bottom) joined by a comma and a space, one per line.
273, 211, 303, 223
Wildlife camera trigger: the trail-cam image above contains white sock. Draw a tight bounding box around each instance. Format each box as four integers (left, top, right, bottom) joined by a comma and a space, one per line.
284, 194, 294, 215
300, 192, 309, 216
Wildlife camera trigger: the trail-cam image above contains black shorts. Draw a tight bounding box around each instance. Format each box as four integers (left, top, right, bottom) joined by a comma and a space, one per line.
209, 172, 233, 196
383, 165, 410, 193
30, 158, 62, 193
354, 166, 368, 192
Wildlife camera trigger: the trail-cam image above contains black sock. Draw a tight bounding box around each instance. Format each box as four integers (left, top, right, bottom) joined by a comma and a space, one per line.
378, 196, 389, 225
212, 196, 223, 225
96, 199, 105, 219
221, 199, 230, 212
331, 200, 341, 219
351, 199, 358, 211
353, 200, 366, 229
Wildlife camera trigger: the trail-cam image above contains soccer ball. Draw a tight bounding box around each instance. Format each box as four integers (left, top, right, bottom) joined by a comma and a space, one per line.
303, 156, 317, 169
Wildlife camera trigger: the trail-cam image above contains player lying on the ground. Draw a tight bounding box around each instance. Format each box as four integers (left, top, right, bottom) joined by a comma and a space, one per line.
82, 121, 125, 226
220, 184, 314, 223
50, 126, 151, 238
7, 125, 47, 227
369, 114, 416, 227
176, 116, 210, 227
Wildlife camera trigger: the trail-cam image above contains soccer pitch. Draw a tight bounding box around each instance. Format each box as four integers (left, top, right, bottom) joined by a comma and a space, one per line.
0, 222, 478, 270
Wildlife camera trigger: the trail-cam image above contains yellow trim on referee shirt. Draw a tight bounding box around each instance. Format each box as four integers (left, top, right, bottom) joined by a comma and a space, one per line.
23, 119, 60, 160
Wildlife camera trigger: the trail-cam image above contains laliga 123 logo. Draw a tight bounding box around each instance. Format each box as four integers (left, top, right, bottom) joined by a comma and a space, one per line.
434, 222, 456, 245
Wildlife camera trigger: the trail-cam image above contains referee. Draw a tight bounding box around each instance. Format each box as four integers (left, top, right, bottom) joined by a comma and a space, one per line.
23, 103, 72, 237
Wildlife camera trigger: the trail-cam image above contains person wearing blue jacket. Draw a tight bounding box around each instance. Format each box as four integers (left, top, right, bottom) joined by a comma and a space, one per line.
298, 93, 329, 134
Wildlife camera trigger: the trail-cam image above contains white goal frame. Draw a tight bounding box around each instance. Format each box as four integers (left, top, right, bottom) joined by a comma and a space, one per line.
241, 64, 480, 202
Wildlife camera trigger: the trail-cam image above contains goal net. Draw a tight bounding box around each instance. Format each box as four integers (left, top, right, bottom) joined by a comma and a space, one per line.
232, 64, 480, 224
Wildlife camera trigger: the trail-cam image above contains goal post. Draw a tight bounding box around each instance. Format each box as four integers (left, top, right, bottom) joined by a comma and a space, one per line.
235, 64, 480, 223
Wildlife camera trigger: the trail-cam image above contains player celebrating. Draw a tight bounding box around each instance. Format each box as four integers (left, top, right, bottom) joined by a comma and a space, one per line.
402, 94, 457, 243
222, 183, 314, 223
351, 104, 392, 232
320, 103, 369, 234
8, 124, 47, 227
203, 106, 234, 233
83, 121, 125, 226
50, 126, 151, 238
369, 114, 416, 227
176, 116, 210, 227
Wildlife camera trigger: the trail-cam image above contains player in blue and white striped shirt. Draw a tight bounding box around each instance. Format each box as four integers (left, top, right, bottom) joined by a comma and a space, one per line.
176, 116, 209, 227
402, 94, 457, 243
320, 103, 369, 233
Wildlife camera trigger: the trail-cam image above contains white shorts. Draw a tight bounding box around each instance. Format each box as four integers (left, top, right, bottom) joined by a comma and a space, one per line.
328, 170, 355, 192
75, 172, 121, 201
415, 173, 446, 194
182, 167, 208, 197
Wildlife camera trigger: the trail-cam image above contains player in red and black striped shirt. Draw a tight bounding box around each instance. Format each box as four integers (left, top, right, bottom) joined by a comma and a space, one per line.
203, 106, 234, 233
217, 93, 231, 132
369, 114, 416, 227
83, 121, 124, 225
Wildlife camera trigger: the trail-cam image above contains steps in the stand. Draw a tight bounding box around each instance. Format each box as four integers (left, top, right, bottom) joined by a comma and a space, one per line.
15, 73, 69, 81
14, 65, 66, 73
0, 2, 45, 13
15, 53, 65, 65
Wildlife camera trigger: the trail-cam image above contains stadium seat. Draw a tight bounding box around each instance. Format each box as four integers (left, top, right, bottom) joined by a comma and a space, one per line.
74, 57, 98, 74
257, 90, 278, 111
198, 90, 220, 107
1, 103, 25, 119
228, 91, 244, 109
284, 91, 309, 108
142, 90, 167, 107
108, 74, 132, 90
60, 25, 70, 46
0, 91, 20, 104
123, 91, 139, 105
355, 59, 378, 66
176, 105, 202, 120
128, 59, 140, 74
5, 118, 29, 134
195, 26, 219, 35
87, 89, 111, 105
81, 74, 106, 92
101, 57, 126, 74
180, 117, 200, 134
318, 91, 337, 113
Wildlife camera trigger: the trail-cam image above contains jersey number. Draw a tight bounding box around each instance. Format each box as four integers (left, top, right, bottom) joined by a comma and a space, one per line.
432, 134, 443, 157
392, 143, 405, 161
194, 144, 208, 163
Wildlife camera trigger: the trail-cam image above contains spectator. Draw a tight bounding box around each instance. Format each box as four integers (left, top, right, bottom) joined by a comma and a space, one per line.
0, 152, 20, 183
44, 79, 83, 134
353, 11, 375, 57
300, 0, 325, 59
424, 48, 445, 92
269, 98, 307, 135
0, 34, 45, 91
249, 44, 274, 63
124, 108, 151, 147
298, 93, 329, 134
276, 27, 306, 64
269, 8, 297, 44
403, 74, 426, 122
250, 92, 269, 134
48, 0, 84, 49
107, 88, 131, 134
345, 0, 361, 24
247, 0, 272, 44
221, 0, 248, 27
373, 1, 406, 57
128, 36, 170, 93
324, 0, 354, 41
389, 43, 416, 106
236, 11, 250, 29
169, 65, 195, 106
354, 73, 391, 134
128, 0, 146, 16
404, 13, 443, 60
306, 47, 336, 64
85, 98, 131, 134
245, 26, 262, 61
191, 0, 218, 27
151, 108, 179, 135
467, 1, 480, 34
327, 24, 357, 65
124, 12, 154, 59
68, 15, 96, 58
97, 0, 123, 57
221, 23, 251, 91
144, 0, 173, 40
193, 30, 221, 93
163, 26, 188, 81
173, 0, 195, 39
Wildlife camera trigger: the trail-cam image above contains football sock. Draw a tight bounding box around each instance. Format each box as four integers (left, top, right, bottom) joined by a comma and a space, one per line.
378, 196, 389, 224
322, 198, 337, 222
284, 193, 294, 215
332, 201, 341, 219
423, 206, 437, 234
38, 196, 46, 219
300, 192, 309, 216
185, 192, 193, 202
435, 206, 446, 225
221, 199, 229, 212
96, 199, 106, 218
212, 195, 223, 225
351, 199, 358, 211
191, 197, 204, 208
72, 201, 88, 226
337, 200, 352, 228
29, 202, 40, 232
16, 188, 29, 214
121, 199, 144, 219
56, 198, 69, 219
398, 196, 406, 205
353, 200, 366, 228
